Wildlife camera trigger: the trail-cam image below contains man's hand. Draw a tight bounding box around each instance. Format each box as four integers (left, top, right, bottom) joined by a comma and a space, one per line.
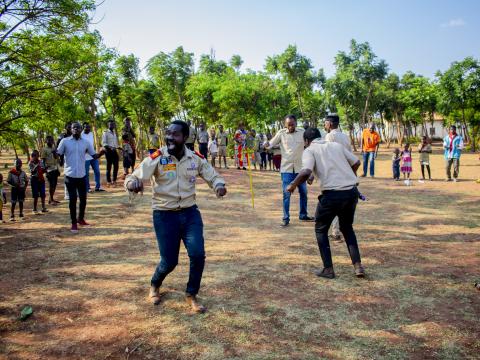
216, 186, 227, 197
127, 179, 144, 193
286, 183, 296, 193
307, 174, 314, 185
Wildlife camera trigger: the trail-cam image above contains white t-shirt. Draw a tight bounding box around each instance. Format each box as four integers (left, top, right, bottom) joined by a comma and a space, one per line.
208, 139, 218, 154
81, 131, 95, 161
302, 139, 359, 192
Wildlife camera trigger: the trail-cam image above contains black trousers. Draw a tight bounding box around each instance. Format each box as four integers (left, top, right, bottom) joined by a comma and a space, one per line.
199, 143, 208, 160
105, 149, 119, 183
314, 187, 361, 268
186, 143, 195, 151
65, 176, 87, 224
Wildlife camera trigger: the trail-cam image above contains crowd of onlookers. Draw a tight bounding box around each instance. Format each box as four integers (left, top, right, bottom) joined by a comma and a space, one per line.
0, 116, 472, 225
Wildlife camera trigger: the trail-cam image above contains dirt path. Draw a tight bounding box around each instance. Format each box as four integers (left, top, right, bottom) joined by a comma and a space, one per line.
1, 148, 479, 359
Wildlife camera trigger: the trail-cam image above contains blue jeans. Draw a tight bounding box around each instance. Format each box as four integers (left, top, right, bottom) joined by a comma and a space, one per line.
362, 152, 375, 177
85, 159, 101, 190
392, 164, 400, 179
281, 172, 308, 222
151, 206, 205, 295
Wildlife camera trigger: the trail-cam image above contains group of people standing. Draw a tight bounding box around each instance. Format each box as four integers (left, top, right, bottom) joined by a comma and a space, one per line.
124, 114, 365, 313
186, 121, 282, 171
357, 122, 465, 184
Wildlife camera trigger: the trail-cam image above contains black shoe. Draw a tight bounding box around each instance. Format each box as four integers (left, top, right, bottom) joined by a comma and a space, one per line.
299, 216, 314, 222
360, 174, 366, 177
242, 167, 247, 170
314, 267, 335, 279
237, 167, 241, 170
280, 220, 289, 227
95, 188, 106, 192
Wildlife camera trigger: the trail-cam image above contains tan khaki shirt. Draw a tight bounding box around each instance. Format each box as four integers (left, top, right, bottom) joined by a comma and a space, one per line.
302, 139, 359, 192
268, 128, 305, 173
325, 128, 352, 152
218, 132, 228, 147
40, 146, 58, 171
125, 146, 225, 210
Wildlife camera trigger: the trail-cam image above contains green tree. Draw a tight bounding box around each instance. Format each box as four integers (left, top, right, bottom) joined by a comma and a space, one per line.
147, 46, 194, 121
437, 57, 480, 150
266, 45, 324, 121
334, 40, 388, 127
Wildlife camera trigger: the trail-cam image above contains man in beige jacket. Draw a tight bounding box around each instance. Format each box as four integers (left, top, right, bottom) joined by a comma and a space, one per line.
125, 120, 227, 313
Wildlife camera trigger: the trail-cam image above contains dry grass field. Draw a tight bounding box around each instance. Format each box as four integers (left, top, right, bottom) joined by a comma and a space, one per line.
0, 145, 479, 360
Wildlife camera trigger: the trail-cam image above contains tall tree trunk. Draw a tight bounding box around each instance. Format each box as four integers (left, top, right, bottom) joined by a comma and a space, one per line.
11, 141, 18, 159
361, 85, 373, 126
89, 99, 99, 151
296, 91, 306, 120
395, 113, 403, 145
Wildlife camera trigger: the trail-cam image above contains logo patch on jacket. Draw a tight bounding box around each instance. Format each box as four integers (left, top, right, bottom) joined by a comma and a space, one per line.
150, 149, 162, 160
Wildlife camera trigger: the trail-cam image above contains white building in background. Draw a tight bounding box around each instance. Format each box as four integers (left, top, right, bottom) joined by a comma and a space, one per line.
380, 113, 452, 141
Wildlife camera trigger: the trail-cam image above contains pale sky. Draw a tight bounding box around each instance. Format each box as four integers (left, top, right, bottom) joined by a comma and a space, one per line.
92, 0, 480, 77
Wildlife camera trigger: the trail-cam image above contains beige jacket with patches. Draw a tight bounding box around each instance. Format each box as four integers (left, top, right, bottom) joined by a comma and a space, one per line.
125, 146, 225, 210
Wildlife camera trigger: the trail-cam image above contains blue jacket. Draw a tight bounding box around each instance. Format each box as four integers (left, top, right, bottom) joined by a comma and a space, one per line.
443, 134, 464, 159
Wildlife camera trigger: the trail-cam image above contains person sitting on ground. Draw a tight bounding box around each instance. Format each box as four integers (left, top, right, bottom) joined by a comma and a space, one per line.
418, 136, 432, 181
392, 148, 401, 181
41, 135, 61, 204
122, 134, 134, 177
401, 143, 412, 185
286, 127, 365, 279
28, 150, 48, 214
7, 158, 28, 221
0, 173, 7, 223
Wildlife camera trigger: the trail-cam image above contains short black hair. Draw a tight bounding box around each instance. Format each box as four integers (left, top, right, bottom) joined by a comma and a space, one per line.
285, 114, 297, 122
171, 120, 190, 138
450, 125, 456, 130
83, 122, 89, 128
122, 134, 129, 141
325, 113, 340, 124
304, 127, 321, 142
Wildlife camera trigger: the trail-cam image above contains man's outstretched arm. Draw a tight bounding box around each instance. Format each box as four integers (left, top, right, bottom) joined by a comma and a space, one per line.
286, 168, 312, 193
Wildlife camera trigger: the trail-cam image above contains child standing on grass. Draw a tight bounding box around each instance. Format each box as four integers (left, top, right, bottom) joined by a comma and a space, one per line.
418, 136, 432, 181
392, 148, 401, 181
28, 150, 48, 214
0, 173, 7, 223
122, 134, 134, 177
401, 143, 413, 185
7, 158, 28, 221
208, 136, 218, 168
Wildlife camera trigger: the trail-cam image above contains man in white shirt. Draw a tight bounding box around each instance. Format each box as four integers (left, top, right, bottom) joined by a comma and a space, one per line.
82, 123, 104, 193
57, 122, 105, 233
324, 114, 352, 241
287, 127, 365, 279
266, 114, 313, 227
101, 120, 120, 186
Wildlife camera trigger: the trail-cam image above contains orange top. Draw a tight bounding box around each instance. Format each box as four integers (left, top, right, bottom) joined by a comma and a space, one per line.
362, 129, 380, 152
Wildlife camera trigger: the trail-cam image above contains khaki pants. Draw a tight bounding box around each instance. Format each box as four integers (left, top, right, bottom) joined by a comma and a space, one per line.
445, 158, 460, 179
